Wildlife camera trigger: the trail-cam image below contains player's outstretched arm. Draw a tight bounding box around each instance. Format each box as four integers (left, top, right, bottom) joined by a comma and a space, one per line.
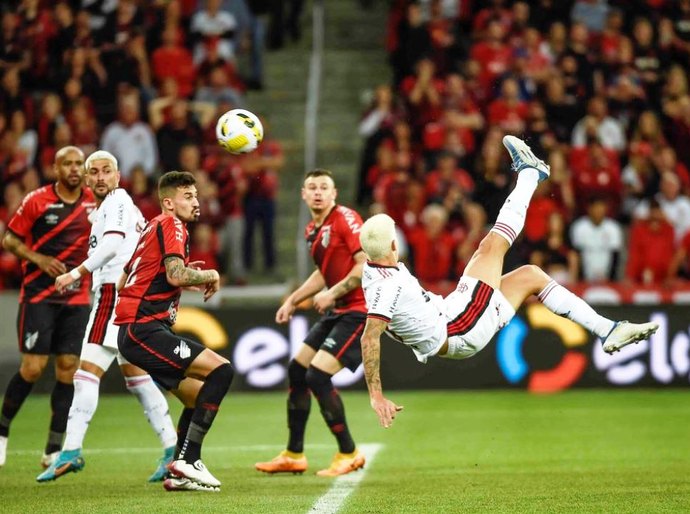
361, 317, 403, 428
314, 250, 366, 314
164, 256, 220, 301
276, 269, 326, 323
2, 231, 66, 278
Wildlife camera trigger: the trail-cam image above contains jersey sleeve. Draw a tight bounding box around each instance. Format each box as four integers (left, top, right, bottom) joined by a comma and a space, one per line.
7, 191, 40, 239
366, 278, 402, 323
101, 190, 130, 237
158, 216, 186, 260
337, 209, 364, 255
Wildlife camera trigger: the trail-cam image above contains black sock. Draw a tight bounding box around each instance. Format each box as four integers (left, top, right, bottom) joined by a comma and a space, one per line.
178, 363, 233, 464
46, 381, 74, 454
0, 372, 35, 437
306, 366, 355, 454
175, 408, 194, 459
286, 360, 310, 453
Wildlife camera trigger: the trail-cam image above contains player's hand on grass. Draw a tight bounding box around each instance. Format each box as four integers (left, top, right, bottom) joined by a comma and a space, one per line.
203, 270, 220, 302
55, 272, 76, 294
371, 395, 403, 428
36, 254, 66, 278
276, 301, 296, 324
313, 290, 335, 314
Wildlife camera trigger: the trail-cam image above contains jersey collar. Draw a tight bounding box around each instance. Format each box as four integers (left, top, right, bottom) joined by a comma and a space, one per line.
366, 260, 399, 270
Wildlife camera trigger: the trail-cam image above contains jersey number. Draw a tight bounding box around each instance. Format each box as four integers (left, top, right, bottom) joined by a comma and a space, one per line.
123, 256, 142, 289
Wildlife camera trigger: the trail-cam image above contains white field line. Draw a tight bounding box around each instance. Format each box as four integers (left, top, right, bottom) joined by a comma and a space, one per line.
308, 443, 383, 514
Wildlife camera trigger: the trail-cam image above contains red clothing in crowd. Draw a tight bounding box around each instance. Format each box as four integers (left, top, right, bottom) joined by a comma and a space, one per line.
524, 196, 563, 243
406, 226, 457, 284
487, 98, 529, 129
569, 146, 623, 215
469, 41, 513, 97
625, 218, 675, 284
424, 168, 475, 200
151, 45, 197, 98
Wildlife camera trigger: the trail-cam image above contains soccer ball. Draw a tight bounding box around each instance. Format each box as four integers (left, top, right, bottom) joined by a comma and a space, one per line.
216, 109, 264, 154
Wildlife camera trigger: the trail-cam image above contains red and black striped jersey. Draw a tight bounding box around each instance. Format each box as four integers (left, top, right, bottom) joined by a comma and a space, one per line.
7, 184, 95, 304
305, 204, 367, 313
114, 214, 189, 326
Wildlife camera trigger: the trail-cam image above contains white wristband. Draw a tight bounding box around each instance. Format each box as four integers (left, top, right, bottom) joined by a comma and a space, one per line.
69, 268, 81, 280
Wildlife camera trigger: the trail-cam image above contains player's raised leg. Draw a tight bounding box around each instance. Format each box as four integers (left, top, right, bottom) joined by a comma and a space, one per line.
462, 136, 549, 290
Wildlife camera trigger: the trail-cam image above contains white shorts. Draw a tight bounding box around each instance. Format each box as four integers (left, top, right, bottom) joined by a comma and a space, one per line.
440, 276, 515, 360
81, 284, 130, 370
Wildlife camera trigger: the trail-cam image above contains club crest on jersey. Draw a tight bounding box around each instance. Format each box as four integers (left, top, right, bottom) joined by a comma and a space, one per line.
456, 281, 469, 294
321, 226, 331, 248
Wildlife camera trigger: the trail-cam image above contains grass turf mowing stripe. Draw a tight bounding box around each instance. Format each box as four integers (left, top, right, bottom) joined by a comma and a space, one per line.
309, 443, 382, 514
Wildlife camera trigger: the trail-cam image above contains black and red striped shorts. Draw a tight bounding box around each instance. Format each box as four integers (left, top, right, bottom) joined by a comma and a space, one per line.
304, 311, 366, 372
85, 283, 117, 346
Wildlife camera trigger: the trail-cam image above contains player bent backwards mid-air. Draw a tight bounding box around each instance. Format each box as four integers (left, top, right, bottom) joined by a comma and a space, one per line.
115, 171, 233, 492
0, 146, 94, 469
37, 151, 177, 483
359, 136, 659, 428
255, 169, 367, 476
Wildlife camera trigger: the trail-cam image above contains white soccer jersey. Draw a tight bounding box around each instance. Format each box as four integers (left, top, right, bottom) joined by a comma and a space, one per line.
362, 262, 447, 363
88, 188, 145, 290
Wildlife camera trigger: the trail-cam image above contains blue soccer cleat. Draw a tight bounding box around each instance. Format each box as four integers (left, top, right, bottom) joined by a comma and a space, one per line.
148, 446, 176, 482
502, 135, 550, 181
36, 449, 85, 482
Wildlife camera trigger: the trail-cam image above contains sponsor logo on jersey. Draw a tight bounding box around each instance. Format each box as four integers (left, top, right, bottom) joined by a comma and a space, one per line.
174, 340, 191, 359
323, 337, 336, 349
24, 331, 39, 350
46, 203, 64, 209
45, 213, 59, 225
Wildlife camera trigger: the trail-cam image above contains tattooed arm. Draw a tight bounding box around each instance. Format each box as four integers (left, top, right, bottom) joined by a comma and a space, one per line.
313, 251, 366, 314
164, 256, 220, 301
361, 317, 403, 428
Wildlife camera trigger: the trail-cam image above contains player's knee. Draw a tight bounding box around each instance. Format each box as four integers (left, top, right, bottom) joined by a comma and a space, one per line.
208, 362, 234, 390
518, 264, 550, 290
19, 362, 44, 383
305, 366, 332, 393
476, 234, 502, 257
287, 359, 308, 386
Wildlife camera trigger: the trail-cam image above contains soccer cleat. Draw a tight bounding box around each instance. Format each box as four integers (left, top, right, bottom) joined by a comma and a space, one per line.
255, 450, 308, 474
168, 459, 221, 487
502, 135, 550, 181
602, 321, 659, 354
36, 449, 85, 482
40, 451, 59, 469
163, 477, 220, 492
316, 450, 365, 477
148, 446, 175, 482
0, 436, 7, 467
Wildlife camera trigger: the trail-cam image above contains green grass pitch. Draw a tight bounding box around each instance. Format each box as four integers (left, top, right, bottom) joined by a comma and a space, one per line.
1, 390, 688, 513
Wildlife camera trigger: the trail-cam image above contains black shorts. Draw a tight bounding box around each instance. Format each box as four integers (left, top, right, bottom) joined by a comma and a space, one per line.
303, 311, 366, 372
17, 302, 90, 355
117, 321, 205, 391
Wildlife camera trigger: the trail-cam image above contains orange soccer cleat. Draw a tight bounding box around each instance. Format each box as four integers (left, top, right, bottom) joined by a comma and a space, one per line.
315, 450, 365, 477
255, 450, 308, 474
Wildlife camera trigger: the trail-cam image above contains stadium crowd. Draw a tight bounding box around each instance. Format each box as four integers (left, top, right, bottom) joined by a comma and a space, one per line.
358, 0, 690, 296
0, 0, 295, 290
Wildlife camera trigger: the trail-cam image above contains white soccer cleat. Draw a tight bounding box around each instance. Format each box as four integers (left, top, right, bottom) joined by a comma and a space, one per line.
602, 321, 659, 354
502, 135, 550, 181
168, 459, 221, 487
163, 477, 220, 492
0, 436, 7, 467
40, 451, 59, 469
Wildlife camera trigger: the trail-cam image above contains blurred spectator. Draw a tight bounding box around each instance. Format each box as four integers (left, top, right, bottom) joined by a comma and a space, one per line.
154, 99, 205, 172
189, 223, 221, 276
191, 0, 248, 65
469, 18, 512, 99
569, 139, 623, 215
101, 93, 158, 178
128, 165, 159, 222
633, 172, 690, 242
571, 0, 610, 34
407, 204, 457, 294
424, 151, 474, 204
391, 2, 431, 84
626, 200, 675, 285
487, 77, 528, 134
151, 25, 196, 98
572, 96, 626, 152
194, 64, 244, 107
9, 110, 37, 167
570, 196, 623, 281
529, 212, 579, 285
242, 133, 284, 277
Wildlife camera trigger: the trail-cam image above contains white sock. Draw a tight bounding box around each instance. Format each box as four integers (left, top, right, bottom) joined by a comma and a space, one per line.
63, 369, 100, 451
538, 280, 616, 338
490, 168, 540, 245
125, 376, 177, 449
